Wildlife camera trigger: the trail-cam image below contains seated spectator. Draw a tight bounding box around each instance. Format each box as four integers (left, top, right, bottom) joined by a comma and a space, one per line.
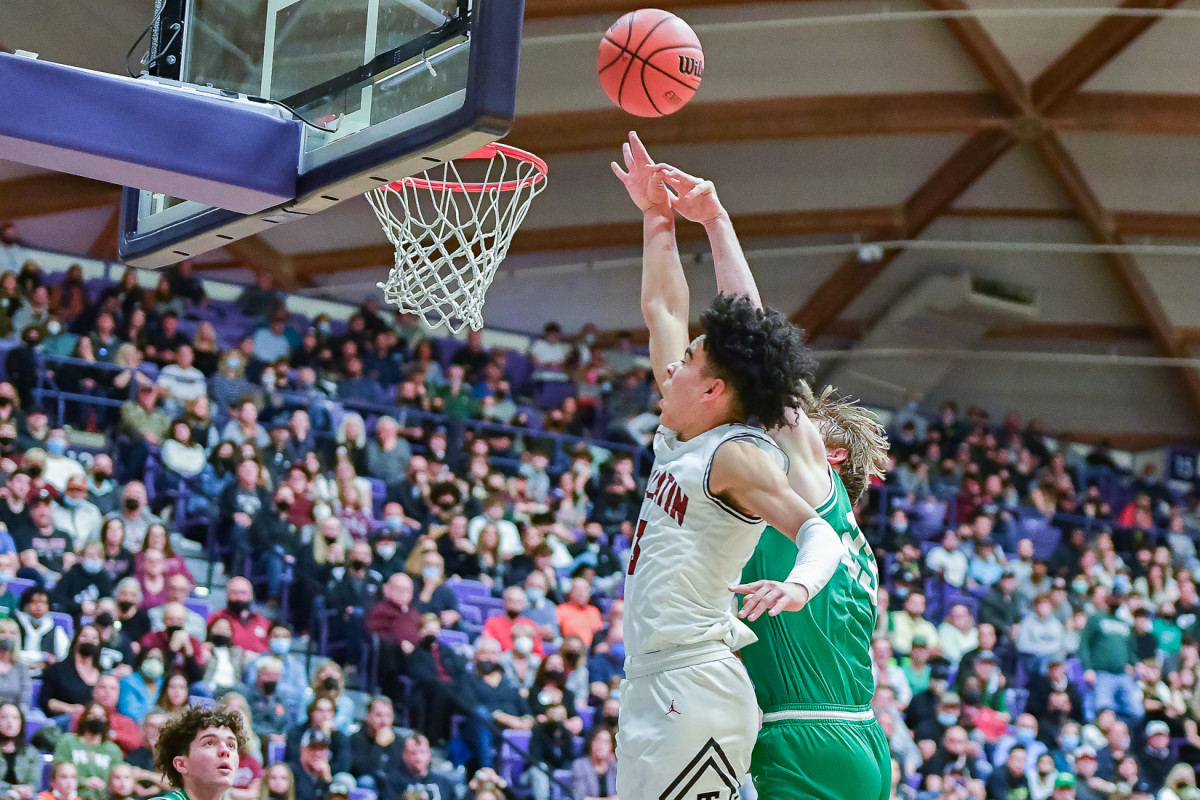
112, 579, 151, 646
900, 636, 934, 697
366, 572, 421, 685
468, 495, 521, 560
107, 481, 159, 555
329, 415, 368, 476
404, 614, 470, 743
150, 673, 190, 718
468, 636, 532, 736
41, 430, 85, 493
1017, 593, 1067, 677
0, 703, 41, 798
200, 617, 249, 698
253, 309, 296, 364
86, 455, 119, 515
53, 540, 113, 620
118, 384, 170, 483
521, 570, 561, 643
218, 458, 270, 573
10, 286, 49, 342
387, 734, 458, 800
75, 674, 140, 754
137, 549, 169, 610
346, 696, 401, 791
284, 698, 351, 778
287, 730, 337, 800
529, 323, 572, 384
0, 620, 29, 711
919, 725, 984, 795
139, 602, 206, 684
37, 762, 81, 800
967, 538, 1005, 589
500, 621, 541, 692
247, 657, 294, 741
223, 399, 270, 450
871, 637, 913, 711
413, 551, 460, 630
980, 570, 1023, 644
156, 345, 206, 415
40, 625, 103, 720
325, 541, 382, 670
53, 474, 102, 551
528, 654, 581, 727
937, 603, 979, 667
145, 311, 190, 366
334, 484, 372, 543
484, 587, 544, 656
301, 663, 355, 740
208, 577, 270, 655
26, 489, 72, 587
926, 529, 969, 589
117, 647, 165, 722
525, 703, 576, 800
557, 578, 603, 648
13, 586, 69, 672
159, 419, 208, 498
889, 592, 940, 655
570, 726, 617, 800
337, 357, 381, 406
407, 341, 443, 388
251, 485, 303, 604
364, 416, 411, 489
147, 574, 205, 641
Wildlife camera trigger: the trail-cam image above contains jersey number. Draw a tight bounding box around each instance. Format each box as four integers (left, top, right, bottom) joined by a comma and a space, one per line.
627, 518, 648, 575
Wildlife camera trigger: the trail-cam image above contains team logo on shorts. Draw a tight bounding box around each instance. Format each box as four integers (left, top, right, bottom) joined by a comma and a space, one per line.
660, 738, 740, 800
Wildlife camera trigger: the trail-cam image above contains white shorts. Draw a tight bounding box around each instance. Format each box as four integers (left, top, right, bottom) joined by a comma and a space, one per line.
616, 644, 759, 800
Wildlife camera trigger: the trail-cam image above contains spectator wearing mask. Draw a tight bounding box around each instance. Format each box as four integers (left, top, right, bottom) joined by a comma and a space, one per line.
107, 481, 159, 552
413, 551, 461, 631
53, 701, 124, 800
52, 541, 112, 620
246, 626, 308, 720
74, 674, 140, 754
86, 455, 118, 515
53, 475, 102, 551
251, 485, 303, 605
525, 703, 575, 800
484, 587, 544, 656
41, 430, 85, 494
521, 571, 561, 642
404, 615, 470, 744
117, 647, 165, 722
208, 577, 271, 654
25, 489, 72, 588
138, 602, 207, 684
1139, 720, 1174, 793
992, 714, 1048, 779
247, 657, 295, 741
14, 587, 69, 672
326, 541, 383, 671
499, 622, 541, 693
200, 617, 249, 697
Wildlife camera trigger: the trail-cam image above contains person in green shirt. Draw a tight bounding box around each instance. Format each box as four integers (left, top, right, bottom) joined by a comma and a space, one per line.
901, 637, 935, 695
53, 704, 124, 800
149, 705, 247, 800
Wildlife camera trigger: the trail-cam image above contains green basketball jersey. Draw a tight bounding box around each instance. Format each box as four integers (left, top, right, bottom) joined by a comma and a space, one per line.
739, 468, 879, 710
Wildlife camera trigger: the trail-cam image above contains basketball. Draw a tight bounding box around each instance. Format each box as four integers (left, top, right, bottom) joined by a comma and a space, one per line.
597, 9, 704, 118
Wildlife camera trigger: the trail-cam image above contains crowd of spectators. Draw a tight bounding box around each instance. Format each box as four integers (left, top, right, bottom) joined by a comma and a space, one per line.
3, 225, 1200, 800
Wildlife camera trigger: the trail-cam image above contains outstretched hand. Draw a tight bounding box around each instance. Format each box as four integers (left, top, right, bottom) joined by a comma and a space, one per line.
731, 580, 811, 621
611, 131, 673, 214
657, 165, 724, 225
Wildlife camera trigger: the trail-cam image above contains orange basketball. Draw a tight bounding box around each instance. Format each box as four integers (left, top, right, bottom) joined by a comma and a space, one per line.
597, 9, 704, 118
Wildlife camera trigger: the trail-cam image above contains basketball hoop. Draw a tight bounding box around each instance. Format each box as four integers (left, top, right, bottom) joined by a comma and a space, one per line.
368, 142, 548, 333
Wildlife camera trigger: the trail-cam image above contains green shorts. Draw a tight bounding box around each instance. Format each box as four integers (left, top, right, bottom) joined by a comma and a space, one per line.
751, 715, 891, 800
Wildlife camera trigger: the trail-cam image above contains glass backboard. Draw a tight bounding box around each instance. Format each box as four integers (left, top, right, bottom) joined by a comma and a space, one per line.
119, 0, 523, 267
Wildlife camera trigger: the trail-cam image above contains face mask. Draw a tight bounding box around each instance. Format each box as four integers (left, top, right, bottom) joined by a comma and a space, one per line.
47, 322, 61, 337
124, 497, 140, 512
263, 375, 277, 389
422, 566, 441, 581
526, 588, 545, 605
1016, 728, 1036, 744
76, 642, 98, 659
419, 634, 438, 648
962, 691, 983, 707
227, 356, 241, 369
92, 471, 109, 483
376, 545, 396, 561
513, 636, 534, 656
350, 559, 368, 571
61, 496, 80, 508
0, 639, 15, 654
117, 600, 135, 614
276, 500, 290, 512
322, 676, 338, 691
386, 515, 405, 530
83, 718, 106, 736
0, 572, 13, 585
476, 661, 500, 675
893, 522, 908, 532
937, 712, 959, 726
317, 322, 332, 334
82, 558, 104, 574
261, 680, 278, 695
1061, 735, 1079, 751
270, 638, 290, 656
210, 634, 231, 648
94, 612, 114, 629
47, 439, 67, 456
227, 600, 249, 616
602, 714, 619, 728
544, 669, 566, 685
1073, 580, 1089, 594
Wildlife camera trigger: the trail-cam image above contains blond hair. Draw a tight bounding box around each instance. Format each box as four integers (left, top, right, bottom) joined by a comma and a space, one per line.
800, 384, 889, 505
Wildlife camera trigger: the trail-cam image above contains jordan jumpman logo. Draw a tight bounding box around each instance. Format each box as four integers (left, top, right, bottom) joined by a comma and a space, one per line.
666, 700, 681, 716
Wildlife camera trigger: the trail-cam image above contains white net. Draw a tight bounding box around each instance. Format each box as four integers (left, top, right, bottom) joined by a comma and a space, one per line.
367, 145, 548, 333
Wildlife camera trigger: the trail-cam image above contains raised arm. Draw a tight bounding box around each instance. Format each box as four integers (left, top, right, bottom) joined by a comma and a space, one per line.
658, 166, 760, 308
708, 440, 843, 621
611, 133, 690, 386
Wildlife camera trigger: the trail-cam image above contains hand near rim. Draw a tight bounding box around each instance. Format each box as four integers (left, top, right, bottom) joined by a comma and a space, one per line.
656, 165, 724, 226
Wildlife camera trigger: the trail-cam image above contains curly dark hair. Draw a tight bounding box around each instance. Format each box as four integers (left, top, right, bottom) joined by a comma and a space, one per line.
154, 705, 248, 789
698, 294, 816, 431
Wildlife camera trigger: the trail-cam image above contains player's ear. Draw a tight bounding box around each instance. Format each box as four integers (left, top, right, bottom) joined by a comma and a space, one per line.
827, 447, 848, 466
172, 755, 188, 778
703, 377, 724, 400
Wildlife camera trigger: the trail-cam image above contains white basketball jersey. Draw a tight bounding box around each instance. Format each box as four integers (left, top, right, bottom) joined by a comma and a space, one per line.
624, 423, 788, 659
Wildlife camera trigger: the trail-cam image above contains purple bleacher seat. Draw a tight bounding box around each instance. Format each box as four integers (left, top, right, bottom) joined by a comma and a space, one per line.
185, 597, 211, 619
923, 579, 945, 622
578, 705, 594, 730
1006, 688, 1029, 717
6, 577, 34, 599
448, 578, 490, 599
348, 789, 376, 800
29, 679, 40, 707
1065, 657, 1085, 686
189, 695, 216, 708
506, 351, 533, 388
24, 712, 46, 741
439, 629, 470, 649
40, 756, 52, 792
551, 770, 573, 800
467, 595, 506, 620
267, 740, 285, 765
501, 729, 532, 785
50, 612, 73, 639
1024, 519, 1061, 560
460, 605, 482, 626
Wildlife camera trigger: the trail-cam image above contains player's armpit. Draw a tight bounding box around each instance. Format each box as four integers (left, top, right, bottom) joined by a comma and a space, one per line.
708, 439, 817, 539
769, 405, 833, 501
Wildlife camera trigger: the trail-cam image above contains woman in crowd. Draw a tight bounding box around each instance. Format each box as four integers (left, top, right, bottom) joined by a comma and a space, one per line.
336, 483, 373, 542
291, 514, 348, 631
0, 273, 22, 335
190, 321, 221, 377
528, 653, 579, 726
135, 549, 168, 610
302, 663, 354, 732
259, 764, 294, 800
474, 524, 506, 588
108, 344, 152, 401
137, 524, 193, 584
0, 703, 42, 800
100, 519, 135, 583
158, 421, 207, 504
200, 617, 248, 698
38, 625, 101, 721
569, 727, 617, 800
0, 621, 30, 713
52, 704, 122, 800
116, 647, 164, 722
409, 340, 443, 388
331, 414, 368, 475
122, 308, 149, 355
57, 337, 106, 428
151, 672, 189, 717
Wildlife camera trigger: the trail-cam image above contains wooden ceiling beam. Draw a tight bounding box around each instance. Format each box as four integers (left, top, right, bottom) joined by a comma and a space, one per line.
925, 0, 1033, 117
222, 237, 303, 290
86, 205, 121, 262
0, 174, 120, 220
1031, 0, 1186, 112
1052, 92, 1200, 136
1033, 130, 1200, 423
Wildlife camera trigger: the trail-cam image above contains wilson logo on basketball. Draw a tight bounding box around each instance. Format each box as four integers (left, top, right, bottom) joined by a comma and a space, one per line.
677, 56, 703, 78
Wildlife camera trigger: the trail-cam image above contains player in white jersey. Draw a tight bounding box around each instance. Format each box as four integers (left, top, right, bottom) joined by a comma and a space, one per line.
610, 132, 842, 800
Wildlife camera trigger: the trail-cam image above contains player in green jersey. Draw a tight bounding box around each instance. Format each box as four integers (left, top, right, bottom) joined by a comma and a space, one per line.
151, 706, 247, 800
657, 163, 892, 800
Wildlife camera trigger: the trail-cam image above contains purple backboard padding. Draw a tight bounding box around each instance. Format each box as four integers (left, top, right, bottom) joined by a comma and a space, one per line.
0, 53, 300, 214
